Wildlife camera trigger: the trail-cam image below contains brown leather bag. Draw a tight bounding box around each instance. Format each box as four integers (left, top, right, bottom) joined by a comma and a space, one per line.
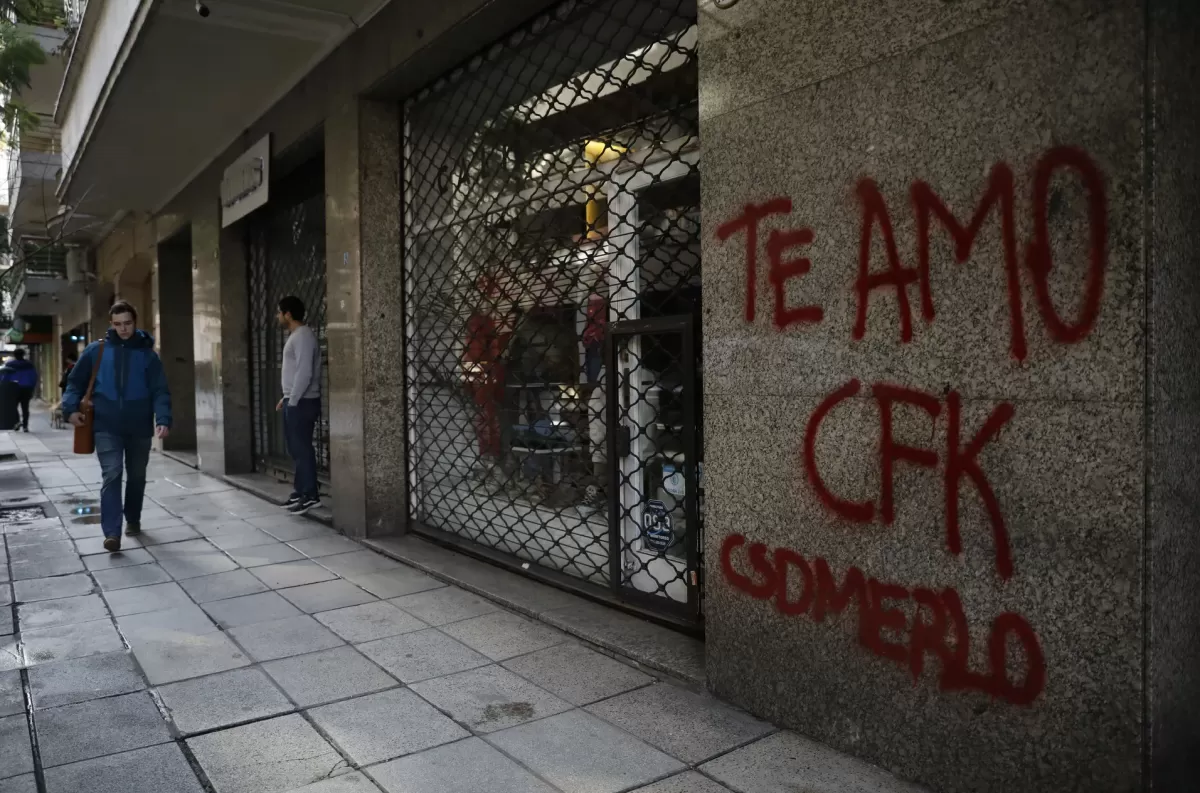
73, 341, 105, 455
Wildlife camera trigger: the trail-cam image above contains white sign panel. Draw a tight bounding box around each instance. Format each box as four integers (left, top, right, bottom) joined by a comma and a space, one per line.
220, 135, 270, 227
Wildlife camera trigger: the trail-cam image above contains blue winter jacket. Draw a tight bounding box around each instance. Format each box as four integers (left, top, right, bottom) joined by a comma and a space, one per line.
62, 329, 172, 437
0, 358, 37, 390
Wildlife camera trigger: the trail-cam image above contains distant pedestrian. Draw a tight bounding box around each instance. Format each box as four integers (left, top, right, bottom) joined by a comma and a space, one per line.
276, 295, 322, 515
64, 302, 172, 552
60, 353, 77, 396
0, 349, 39, 432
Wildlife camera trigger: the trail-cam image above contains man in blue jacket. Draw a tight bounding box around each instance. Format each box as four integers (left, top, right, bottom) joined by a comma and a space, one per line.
64, 302, 172, 552
0, 349, 39, 431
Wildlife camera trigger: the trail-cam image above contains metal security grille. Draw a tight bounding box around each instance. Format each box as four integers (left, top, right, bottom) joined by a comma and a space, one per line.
248, 158, 331, 482
403, 0, 703, 623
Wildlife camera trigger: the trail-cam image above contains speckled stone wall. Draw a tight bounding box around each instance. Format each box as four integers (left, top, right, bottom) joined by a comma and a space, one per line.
324, 99, 405, 539
156, 236, 198, 452
699, 0, 1160, 791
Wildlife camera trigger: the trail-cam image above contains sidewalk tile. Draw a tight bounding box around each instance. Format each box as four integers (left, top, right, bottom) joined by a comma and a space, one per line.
13, 574, 94, 603
28, 651, 144, 710
249, 516, 326, 541
10, 556, 85, 581
0, 670, 21, 717
314, 602, 426, 644
411, 664, 571, 734
0, 713, 33, 779
75, 535, 143, 556
116, 603, 218, 642
441, 611, 568, 661
102, 582, 193, 617
91, 563, 172, 591
263, 645, 396, 707
357, 629, 489, 683
18, 594, 109, 631
389, 587, 499, 627
206, 527, 277, 552
130, 632, 251, 685
308, 689, 467, 766
318, 551, 402, 579
283, 771, 381, 793
279, 580, 375, 614
486, 710, 684, 793
188, 520, 259, 538
629, 772, 734, 792
42, 743, 205, 793
203, 591, 303, 628
22, 619, 123, 665
7, 529, 70, 548
586, 683, 774, 764
35, 691, 170, 768
502, 643, 653, 706
0, 642, 22, 672
227, 543, 306, 568
288, 536, 360, 559
228, 615, 343, 662
251, 561, 336, 590
153, 550, 239, 580
349, 569, 444, 600
136, 525, 201, 546
179, 569, 269, 603
369, 737, 557, 793
187, 714, 345, 793
83, 549, 154, 571
0, 775, 34, 793
0, 609, 11, 637
157, 667, 292, 735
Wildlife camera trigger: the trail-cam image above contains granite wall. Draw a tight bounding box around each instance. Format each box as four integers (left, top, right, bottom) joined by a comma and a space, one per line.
156, 234, 198, 452
699, 0, 1156, 790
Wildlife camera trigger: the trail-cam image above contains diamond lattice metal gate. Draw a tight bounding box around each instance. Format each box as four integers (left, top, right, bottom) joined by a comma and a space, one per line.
402, 0, 703, 624
248, 157, 332, 484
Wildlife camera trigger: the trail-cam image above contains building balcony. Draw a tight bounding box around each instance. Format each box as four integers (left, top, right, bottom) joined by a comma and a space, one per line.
55, 0, 390, 219
3, 239, 76, 317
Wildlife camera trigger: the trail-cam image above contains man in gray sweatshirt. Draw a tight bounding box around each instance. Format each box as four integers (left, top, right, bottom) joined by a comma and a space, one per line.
276, 295, 322, 514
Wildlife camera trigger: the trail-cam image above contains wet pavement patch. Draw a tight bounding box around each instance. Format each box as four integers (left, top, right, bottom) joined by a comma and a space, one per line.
0, 506, 47, 523
70, 515, 102, 525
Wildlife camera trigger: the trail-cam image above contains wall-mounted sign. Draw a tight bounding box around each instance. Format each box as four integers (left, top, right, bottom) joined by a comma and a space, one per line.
220, 135, 270, 227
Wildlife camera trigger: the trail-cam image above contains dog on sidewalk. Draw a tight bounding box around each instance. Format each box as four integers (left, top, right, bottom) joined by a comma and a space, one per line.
50, 402, 66, 430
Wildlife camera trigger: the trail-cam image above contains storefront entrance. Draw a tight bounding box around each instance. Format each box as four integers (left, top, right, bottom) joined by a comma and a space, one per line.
402, 0, 702, 624
246, 155, 331, 486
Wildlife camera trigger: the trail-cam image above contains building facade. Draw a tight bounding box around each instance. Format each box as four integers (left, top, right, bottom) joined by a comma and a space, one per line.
18, 0, 1200, 790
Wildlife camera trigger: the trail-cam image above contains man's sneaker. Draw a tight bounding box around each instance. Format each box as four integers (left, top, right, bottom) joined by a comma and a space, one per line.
288, 497, 320, 515
103, 536, 121, 552
283, 495, 302, 510
125, 522, 142, 537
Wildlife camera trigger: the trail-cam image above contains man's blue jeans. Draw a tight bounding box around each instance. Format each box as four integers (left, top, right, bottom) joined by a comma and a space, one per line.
284, 398, 320, 500
95, 432, 153, 539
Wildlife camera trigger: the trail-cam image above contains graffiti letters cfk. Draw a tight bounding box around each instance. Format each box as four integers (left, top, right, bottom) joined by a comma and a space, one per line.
715, 146, 1109, 707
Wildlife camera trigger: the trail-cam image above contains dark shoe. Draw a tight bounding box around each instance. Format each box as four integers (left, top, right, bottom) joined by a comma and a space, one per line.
125, 523, 142, 537
288, 497, 320, 515
282, 495, 302, 510
103, 536, 121, 552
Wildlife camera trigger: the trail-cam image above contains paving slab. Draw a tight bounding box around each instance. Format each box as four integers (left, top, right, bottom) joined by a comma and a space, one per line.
357, 629, 490, 684
308, 688, 468, 766
82, 548, 156, 571
283, 771, 382, 793
10, 555, 85, 581
0, 642, 23, 671
251, 561, 337, 590
90, 563, 172, 591
116, 603, 218, 642
0, 713, 33, 779
279, 580, 376, 614
205, 527, 282, 552
130, 632, 251, 685
22, 619, 123, 665
0, 586, 8, 609
135, 525, 202, 546
263, 645, 397, 707
314, 602, 427, 644
7, 530, 71, 548
35, 691, 171, 768
0, 670, 22, 717
188, 714, 347, 793
288, 536, 361, 559
149, 545, 240, 580
17, 594, 109, 631
102, 582, 194, 617
318, 552, 402, 579
486, 709, 684, 793
13, 574, 94, 603
0, 775, 35, 793
629, 771, 734, 792
349, 569, 445, 599
179, 569, 270, 603
587, 683, 774, 764
411, 664, 572, 734
27, 651, 145, 710
42, 742, 206, 793
503, 642, 653, 706
441, 611, 568, 662
227, 542, 307, 568
202, 591, 303, 629
388, 586, 499, 627
699, 731, 929, 793
228, 615, 344, 662
251, 517, 328, 541
157, 667, 293, 735
74, 535, 144, 556
368, 737, 558, 793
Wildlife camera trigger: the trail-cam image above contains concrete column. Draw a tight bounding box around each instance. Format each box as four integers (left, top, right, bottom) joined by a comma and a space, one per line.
698, 1, 1196, 791
157, 236, 197, 452
324, 98, 404, 538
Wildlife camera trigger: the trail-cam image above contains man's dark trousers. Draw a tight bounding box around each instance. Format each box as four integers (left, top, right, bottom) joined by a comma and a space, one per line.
284, 398, 320, 500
